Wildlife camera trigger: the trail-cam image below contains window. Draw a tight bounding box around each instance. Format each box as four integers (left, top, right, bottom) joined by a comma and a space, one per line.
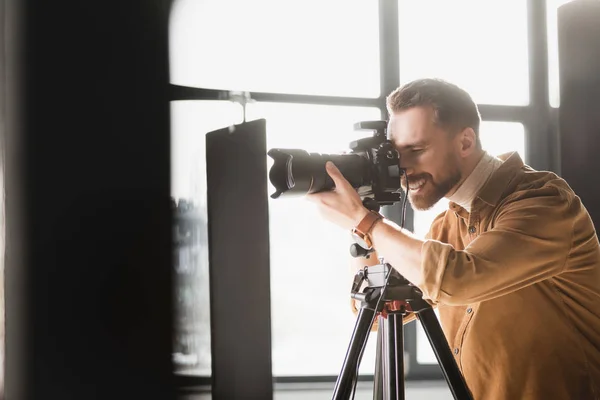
171, 101, 243, 202
547, 0, 575, 108
398, 0, 530, 106
170, 100, 243, 376
168, 0, 556, 389
169, 0, 380, 98
245, 102, 382, 376
413, 121, 526, 364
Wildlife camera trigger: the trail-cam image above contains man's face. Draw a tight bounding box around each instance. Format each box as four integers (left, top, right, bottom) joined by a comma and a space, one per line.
388, 106, 463, 211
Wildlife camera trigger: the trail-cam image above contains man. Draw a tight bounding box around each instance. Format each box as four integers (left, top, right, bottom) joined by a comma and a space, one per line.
308, 78, 600, 399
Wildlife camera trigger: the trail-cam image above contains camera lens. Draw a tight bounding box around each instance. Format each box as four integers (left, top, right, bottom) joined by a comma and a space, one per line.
267, 149, 369, 199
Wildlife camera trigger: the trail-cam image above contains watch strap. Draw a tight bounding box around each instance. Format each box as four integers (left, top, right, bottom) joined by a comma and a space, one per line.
354, 210, 383, 236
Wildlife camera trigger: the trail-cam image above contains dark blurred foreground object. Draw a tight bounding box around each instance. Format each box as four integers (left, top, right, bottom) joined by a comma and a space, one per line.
558, 0, 600, 228
3, 0, 175, 399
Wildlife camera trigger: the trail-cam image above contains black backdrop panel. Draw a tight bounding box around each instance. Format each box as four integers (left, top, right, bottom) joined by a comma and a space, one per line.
3, 0, 175, 399
206, 119, 273, 399
558, 0, 600, 227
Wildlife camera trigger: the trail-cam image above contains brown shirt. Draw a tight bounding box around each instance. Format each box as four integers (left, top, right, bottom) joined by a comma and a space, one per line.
420, 152, 600, 399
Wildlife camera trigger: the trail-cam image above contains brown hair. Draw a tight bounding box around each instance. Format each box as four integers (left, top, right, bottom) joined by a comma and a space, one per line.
386, 78, 482, 149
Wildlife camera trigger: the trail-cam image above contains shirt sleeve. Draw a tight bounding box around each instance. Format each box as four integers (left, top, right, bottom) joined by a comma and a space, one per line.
418, 186, 575, 306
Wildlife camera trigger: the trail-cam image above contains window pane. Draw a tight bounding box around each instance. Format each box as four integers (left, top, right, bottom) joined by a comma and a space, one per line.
169, 0, 380, 98
245, 102, 382, 376
171, 100, 243, 376
413, 121, 525, 364
547, 0, 575, 108
480, 121, 526, 162
398, 1, 529, 106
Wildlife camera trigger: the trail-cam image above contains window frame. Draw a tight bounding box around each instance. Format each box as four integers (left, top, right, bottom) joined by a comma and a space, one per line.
171, 0, 558, 388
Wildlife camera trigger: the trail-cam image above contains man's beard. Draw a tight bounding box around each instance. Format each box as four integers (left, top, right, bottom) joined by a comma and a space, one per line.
404, 158, 462, 211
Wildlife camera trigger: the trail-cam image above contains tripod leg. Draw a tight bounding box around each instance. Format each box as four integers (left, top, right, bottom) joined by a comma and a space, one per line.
333, 306, 376, 400
416, 309, 473, 400
382, 312, 404, 400
373, 319, 383, 400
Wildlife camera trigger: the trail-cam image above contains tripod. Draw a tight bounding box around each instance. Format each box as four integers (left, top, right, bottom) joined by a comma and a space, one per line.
332, 260, 473, 400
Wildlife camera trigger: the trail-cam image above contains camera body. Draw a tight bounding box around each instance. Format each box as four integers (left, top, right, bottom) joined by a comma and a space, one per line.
267, 120, 404, 206
347, 121, 404, 205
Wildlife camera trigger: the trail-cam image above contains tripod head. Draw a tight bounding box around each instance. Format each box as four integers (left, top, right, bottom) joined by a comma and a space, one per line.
350, 261, 431, 315
348, 194, 429, 312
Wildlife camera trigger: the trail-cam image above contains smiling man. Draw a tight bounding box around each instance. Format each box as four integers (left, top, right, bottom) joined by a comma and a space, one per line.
308, 78, 600, 399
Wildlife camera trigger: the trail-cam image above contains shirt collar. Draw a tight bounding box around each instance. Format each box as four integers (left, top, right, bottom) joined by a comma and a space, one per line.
476, 151, 525, 207
445, 152, 502, 212
447, 151, 524, 216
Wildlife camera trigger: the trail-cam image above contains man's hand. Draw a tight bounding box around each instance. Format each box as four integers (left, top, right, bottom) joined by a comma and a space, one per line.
306, 161, 369, 231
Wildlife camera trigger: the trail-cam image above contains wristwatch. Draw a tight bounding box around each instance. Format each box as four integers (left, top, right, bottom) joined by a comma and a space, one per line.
351, 210, 384, 250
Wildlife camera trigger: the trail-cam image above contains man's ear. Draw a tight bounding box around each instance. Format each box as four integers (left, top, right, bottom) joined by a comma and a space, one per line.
457, 127, 477, 157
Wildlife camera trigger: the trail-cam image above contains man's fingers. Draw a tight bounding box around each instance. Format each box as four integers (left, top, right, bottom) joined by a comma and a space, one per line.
326, 161, 350, 190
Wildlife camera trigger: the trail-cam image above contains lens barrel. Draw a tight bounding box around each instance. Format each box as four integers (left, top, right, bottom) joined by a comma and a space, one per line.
267, 149, 370, 199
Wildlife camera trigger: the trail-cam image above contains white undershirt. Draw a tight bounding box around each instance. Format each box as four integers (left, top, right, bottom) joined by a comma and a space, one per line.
445, 152, 503, 213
